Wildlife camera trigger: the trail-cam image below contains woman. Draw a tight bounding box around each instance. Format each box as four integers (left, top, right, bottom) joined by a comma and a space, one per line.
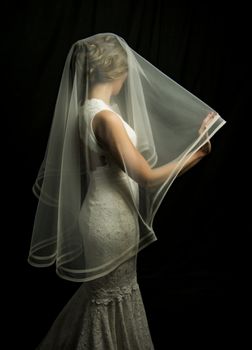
28, 33, 225, 349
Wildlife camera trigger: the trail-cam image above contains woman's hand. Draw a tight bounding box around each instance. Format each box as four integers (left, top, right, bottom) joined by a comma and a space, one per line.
178, 112, 218, 177
198, 112, 216, 135
198, 112, 217, 156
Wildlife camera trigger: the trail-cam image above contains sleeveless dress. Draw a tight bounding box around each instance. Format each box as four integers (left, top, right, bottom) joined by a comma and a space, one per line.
36, 98, 155, 350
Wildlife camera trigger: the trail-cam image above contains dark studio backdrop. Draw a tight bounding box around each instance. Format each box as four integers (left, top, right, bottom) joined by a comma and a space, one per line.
5, 1, 248, 349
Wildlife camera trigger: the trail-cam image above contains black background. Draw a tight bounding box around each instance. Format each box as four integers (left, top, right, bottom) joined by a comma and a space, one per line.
5, 1, 248, 349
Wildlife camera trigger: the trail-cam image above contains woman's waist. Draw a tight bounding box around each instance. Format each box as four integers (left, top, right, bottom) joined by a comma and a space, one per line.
89, 165, 128, 181
90, 163, 123, 172
88, 165, 139, 202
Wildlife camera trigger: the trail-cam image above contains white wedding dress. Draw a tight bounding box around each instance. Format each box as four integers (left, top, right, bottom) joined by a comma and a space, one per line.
36, 98, 155, 349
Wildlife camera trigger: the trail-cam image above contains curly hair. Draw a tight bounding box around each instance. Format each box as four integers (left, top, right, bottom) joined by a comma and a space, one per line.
85, 34, 128, 85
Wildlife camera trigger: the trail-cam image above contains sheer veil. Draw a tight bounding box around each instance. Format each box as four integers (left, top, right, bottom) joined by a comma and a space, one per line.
28, 33, 226, 282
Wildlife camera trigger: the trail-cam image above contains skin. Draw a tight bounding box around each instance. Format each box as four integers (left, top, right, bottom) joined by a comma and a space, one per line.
90, 73, 216, 188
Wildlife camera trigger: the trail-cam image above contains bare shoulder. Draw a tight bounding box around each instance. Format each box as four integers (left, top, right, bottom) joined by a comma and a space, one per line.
92, 109, 133, 153
93, 109, 122, 125
92, 109, 124, 135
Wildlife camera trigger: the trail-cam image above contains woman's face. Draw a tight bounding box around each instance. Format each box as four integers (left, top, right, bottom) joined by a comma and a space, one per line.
112, 72, 128, 95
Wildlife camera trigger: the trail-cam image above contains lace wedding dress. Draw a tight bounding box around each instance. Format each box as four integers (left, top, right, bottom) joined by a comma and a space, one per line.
36, 98, 155, 349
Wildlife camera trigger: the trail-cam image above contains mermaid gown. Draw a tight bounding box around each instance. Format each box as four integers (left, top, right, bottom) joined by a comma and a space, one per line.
36, 98, 155, 349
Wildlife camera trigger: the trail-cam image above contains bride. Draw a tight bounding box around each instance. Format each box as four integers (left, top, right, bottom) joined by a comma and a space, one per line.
28, 33, 225, 349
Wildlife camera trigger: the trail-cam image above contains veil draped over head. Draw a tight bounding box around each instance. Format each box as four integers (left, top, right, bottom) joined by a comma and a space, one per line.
28, 33, 226, 282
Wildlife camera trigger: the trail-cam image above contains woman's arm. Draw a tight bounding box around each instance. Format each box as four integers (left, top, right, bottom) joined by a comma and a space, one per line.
93, 110, 213, 188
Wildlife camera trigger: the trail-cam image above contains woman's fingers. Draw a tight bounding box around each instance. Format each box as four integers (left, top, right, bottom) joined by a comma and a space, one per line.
197, 111, 217, 154
204, 112, 215, 125
199, 112, 217, 134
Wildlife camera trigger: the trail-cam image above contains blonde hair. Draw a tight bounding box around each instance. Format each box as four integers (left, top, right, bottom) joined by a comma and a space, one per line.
85, 34, 128, 85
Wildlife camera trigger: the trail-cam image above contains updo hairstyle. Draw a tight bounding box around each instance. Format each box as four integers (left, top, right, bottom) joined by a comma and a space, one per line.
85, 34, 128, 85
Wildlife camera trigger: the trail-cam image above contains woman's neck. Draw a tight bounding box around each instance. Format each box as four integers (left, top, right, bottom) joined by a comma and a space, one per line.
88, 84, 113, 105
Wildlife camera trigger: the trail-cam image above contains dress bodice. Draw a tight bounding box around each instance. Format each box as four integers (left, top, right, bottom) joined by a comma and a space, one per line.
79, 98, 139, 206
80, 98, 137, 154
